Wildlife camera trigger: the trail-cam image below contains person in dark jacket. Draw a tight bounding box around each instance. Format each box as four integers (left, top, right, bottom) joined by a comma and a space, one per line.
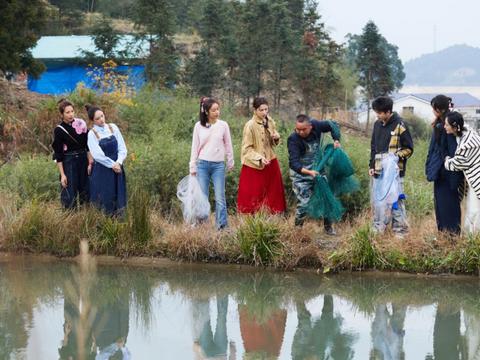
369, 96, 414, 235
425, 95, 463, 234
51, 99, 92, 209
287, 114, 341, 233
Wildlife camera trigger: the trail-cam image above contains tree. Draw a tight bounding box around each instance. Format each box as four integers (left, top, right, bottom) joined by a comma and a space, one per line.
347, 21, 404, 130
0, 0, 47, 79
184, 47, 221, 96
292, 0, 336, 113
81, 17, 121, 62
132, 0, 178, 87
236, 0, 271, 108
266, 0, 296, 110
185, 0, 237, 99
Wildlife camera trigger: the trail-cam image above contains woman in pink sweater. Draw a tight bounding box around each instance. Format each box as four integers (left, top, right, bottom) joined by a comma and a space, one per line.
189, 97, 234, 229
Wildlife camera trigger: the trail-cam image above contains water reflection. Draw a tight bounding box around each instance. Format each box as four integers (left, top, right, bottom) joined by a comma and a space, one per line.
1, 257, 480, 360
292, 295, 356, 359
191, 296, 229, 359
370, 304, 406, 359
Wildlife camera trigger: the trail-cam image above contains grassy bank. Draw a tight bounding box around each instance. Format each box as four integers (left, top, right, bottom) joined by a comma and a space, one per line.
1, 194, 480, 274
2, 87, 477, 275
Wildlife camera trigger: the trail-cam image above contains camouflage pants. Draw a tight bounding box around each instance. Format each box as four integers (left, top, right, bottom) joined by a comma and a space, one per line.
291, 172, 313, 224
291, 171, 331, 227
372, 177, 408, 233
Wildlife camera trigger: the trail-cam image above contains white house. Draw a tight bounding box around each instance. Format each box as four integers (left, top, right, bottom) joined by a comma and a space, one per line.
358, 93, 480, 128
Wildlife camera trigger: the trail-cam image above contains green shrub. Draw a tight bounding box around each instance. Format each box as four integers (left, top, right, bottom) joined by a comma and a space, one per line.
349, 225, 381, 269
0, 155, 58, 203
237, 212, 283, 265
403, 114, 430, 140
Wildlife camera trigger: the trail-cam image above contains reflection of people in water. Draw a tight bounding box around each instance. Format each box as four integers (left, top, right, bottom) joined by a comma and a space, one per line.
238, 303, 287, 359
428, 306, 465, 360
92, 294, 131, 360
370, 303, 406, 360
292, 294, 356, 360
59, 292, 131, 359
59, 298, 96, 360
191, 295, 234, 359
464, 309, 480, 360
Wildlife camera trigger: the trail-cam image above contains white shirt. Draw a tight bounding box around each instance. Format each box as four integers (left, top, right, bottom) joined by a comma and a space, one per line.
87, 123, 127, 168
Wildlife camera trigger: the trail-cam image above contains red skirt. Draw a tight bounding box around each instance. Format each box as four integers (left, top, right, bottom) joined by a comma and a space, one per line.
237, 158, 287, 214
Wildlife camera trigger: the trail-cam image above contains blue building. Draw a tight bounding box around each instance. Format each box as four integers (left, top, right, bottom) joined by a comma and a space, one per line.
29, 35, 149, 95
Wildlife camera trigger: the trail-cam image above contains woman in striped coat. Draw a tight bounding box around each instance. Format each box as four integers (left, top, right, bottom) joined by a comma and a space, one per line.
444, 111, 480, 233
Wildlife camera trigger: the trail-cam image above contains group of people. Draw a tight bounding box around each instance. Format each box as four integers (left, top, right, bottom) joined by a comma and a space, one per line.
52, 93, 480, 236
190, 93, 480, 237
52, 99, 127, 216
189, 96, 342, 233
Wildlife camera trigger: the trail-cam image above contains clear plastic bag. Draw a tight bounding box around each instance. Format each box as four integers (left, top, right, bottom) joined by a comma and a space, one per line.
373, 153, 400, 205
176, 175, 210, 224
371, 154, 402, 229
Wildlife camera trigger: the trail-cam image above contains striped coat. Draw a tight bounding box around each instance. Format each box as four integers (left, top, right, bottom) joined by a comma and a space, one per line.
445, 129, 480, 199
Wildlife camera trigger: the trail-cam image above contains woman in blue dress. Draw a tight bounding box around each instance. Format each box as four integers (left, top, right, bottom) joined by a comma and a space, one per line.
86, 105, 127, 216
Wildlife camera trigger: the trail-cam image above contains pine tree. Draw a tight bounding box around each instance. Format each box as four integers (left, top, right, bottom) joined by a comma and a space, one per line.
184, 46, 220, 96
132, 0, 178, 87
266, 0, 295, 110
292, 0, 332, 112
0, 0, 47, 78
353, 21, 401, 130
236, 0, 270, 108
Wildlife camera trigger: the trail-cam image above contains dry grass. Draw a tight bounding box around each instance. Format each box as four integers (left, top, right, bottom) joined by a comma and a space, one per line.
1, 195, 480, 275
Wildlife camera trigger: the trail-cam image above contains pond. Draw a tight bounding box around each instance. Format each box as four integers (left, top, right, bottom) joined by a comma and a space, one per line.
0, 255, 479, 359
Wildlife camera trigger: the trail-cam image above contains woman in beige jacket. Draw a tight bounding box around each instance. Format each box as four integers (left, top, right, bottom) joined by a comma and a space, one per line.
237, 97, 286, 213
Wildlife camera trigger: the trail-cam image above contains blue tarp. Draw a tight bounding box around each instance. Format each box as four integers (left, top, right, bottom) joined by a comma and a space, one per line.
28, 64, 146, 95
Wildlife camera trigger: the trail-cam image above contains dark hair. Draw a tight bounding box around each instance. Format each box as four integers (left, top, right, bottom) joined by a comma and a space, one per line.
446, 111, 465, 136
430, 95, 453, 114
199, 97, 219, 127
253, 97, 268, 110
296, 114, 311, 124
57, 98, 74, 115
431, 95, 454, 140
371, 96, 393, 113
85, 104, 102, 121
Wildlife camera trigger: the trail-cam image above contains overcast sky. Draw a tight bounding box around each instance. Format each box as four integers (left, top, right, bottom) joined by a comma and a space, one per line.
317, 0, 480, 62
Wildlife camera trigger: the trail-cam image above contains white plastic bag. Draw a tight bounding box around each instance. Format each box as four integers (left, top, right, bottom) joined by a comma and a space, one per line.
371, 153, 401, 230
176, 175, 210, 224
373, 153, 400, 205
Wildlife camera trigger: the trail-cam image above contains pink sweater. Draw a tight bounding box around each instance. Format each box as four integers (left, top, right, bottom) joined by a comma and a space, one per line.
189, 120, 234, 173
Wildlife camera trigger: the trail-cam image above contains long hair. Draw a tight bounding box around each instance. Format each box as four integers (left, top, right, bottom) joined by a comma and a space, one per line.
199, 97, 219, 127
431, 95, 453, 141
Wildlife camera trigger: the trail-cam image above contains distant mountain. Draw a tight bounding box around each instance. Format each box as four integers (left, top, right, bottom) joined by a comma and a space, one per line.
404, 45, 480, 86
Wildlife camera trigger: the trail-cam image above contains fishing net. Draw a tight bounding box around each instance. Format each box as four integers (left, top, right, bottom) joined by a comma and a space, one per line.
176, 175, 210, 224
306, 139, 360, 221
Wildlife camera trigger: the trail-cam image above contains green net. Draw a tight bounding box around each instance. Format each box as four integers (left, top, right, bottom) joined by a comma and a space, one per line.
306, 136, 360, 221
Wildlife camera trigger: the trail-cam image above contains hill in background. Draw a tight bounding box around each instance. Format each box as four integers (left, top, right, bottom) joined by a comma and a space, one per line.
404, 44, 480, 86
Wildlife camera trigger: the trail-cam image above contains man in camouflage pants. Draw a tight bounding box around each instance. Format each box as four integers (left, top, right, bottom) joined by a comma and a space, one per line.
287, 114, 341, 234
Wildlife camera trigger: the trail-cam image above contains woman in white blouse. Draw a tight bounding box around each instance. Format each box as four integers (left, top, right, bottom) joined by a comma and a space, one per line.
86, 104, 127, 216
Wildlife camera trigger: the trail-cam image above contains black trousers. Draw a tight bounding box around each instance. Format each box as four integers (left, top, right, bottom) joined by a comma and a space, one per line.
434, 177, 461, 234
60, 152, 89, 209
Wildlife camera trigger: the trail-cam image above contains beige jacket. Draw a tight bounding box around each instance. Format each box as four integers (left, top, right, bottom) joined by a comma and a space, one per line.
240, 113, 280, 170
